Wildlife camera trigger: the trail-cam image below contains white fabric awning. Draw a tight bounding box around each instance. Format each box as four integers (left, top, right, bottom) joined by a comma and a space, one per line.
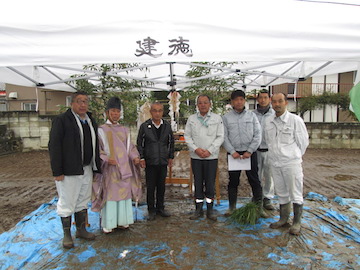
1, 0, 360, 91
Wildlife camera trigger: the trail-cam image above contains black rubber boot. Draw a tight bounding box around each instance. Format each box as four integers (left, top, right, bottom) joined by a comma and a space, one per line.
147, 210, 156, 221
270, 202, 291, 229
61, 216, 74, 249
289, 203, 303, 235
75, 209, 95, 240
225, 188, 237, 217
190, 202, 204, 220
147, 207, 156, 221
157, 208, 171, 217
206, 202, 217, 221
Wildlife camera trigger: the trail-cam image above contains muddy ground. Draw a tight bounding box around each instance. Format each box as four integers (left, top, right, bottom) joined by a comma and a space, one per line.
0, 148, 359, 235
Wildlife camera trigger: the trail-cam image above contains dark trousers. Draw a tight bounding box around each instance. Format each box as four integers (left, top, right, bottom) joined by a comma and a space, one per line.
228, 151, 263, 202
191, 159, 218, 200
145, 165, 167, 212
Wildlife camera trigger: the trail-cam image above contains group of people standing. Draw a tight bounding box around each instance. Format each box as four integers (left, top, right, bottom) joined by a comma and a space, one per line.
185, 89, 309, 236
48, 93, 175, 249
48, 89, 309, 249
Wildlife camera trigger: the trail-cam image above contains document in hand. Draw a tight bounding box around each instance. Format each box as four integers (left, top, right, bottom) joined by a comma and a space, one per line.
227, 154, 251, 171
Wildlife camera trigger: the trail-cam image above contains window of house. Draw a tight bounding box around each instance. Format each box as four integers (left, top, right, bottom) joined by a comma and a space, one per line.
288, 83, 295, 95
248, 103, 255, 110
23, 103, 36, 111
66, 96, 72, 107
0, 102, 7, 111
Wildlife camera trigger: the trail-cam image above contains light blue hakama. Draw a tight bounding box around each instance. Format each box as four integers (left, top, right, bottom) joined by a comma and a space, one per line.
101, 199, 134, 230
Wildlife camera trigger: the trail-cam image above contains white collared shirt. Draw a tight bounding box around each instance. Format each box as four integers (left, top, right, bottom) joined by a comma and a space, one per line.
152, 119, 163, 129
72, 110, 90, 123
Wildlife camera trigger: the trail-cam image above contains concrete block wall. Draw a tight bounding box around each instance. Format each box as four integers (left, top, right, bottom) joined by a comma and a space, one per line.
306, 122, 360, 149
0, 112, 359, 151
0, 112, 53, 151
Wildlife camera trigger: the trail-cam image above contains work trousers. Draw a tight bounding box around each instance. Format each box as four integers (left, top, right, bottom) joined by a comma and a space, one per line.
55, 165, 93, 217
191, 159, 218, 200
271, 164, 304, 205
257, 150, 274, 199
145, 165, 167, 212
228, 151, 263, 202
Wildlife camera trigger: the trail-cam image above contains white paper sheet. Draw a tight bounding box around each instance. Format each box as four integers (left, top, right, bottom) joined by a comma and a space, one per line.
227, 155, 251, 171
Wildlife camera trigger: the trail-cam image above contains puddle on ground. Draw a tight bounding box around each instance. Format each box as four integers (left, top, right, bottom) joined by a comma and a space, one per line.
317, 164, 339, 168
334, 174, 356, 181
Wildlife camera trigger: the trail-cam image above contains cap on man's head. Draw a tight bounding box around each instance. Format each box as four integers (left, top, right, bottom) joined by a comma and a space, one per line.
106, 97, 121, 111
231, 90, 246, 100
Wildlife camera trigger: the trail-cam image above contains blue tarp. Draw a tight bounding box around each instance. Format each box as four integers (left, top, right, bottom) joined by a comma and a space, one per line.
0, 193, 359, 269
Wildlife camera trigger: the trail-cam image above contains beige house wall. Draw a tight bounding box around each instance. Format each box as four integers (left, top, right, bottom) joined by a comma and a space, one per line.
6, 84, 38, 111
5, 84, 71, 114
338, 72, 355, 122
40, 90, 71, 115
271, 71, 355, 123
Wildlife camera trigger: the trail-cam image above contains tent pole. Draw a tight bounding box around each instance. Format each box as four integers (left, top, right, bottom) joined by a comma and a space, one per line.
40, 66, 77, 90
6, 67, 41, 85
111, 73, 167, 84
107, 62, 166, 74
180, 71, 235, 84
44, 74, 99, 86
45, 65, 101, 74
304, 61, 333, 80
263, 61, 302, 86
168, 62, 177, 131
168, 62, 176, 89
240, 61, 293, 72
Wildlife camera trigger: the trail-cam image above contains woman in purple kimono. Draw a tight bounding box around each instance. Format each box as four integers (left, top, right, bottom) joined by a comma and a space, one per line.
92, 97, 142, 233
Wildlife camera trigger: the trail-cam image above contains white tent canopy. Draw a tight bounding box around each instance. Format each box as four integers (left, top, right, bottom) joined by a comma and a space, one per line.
1, 0, 360, 92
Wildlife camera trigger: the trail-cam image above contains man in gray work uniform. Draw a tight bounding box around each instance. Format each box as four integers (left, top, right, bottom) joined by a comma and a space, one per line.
222, 90, 263, 216
254, 89, 275, 210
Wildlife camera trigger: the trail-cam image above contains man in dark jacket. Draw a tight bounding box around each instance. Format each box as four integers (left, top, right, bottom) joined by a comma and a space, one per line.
137, 102, 175, 220
48, 91, 101, 249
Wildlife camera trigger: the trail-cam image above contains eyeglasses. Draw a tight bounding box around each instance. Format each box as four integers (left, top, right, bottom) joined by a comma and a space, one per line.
75, 99, 89, 105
